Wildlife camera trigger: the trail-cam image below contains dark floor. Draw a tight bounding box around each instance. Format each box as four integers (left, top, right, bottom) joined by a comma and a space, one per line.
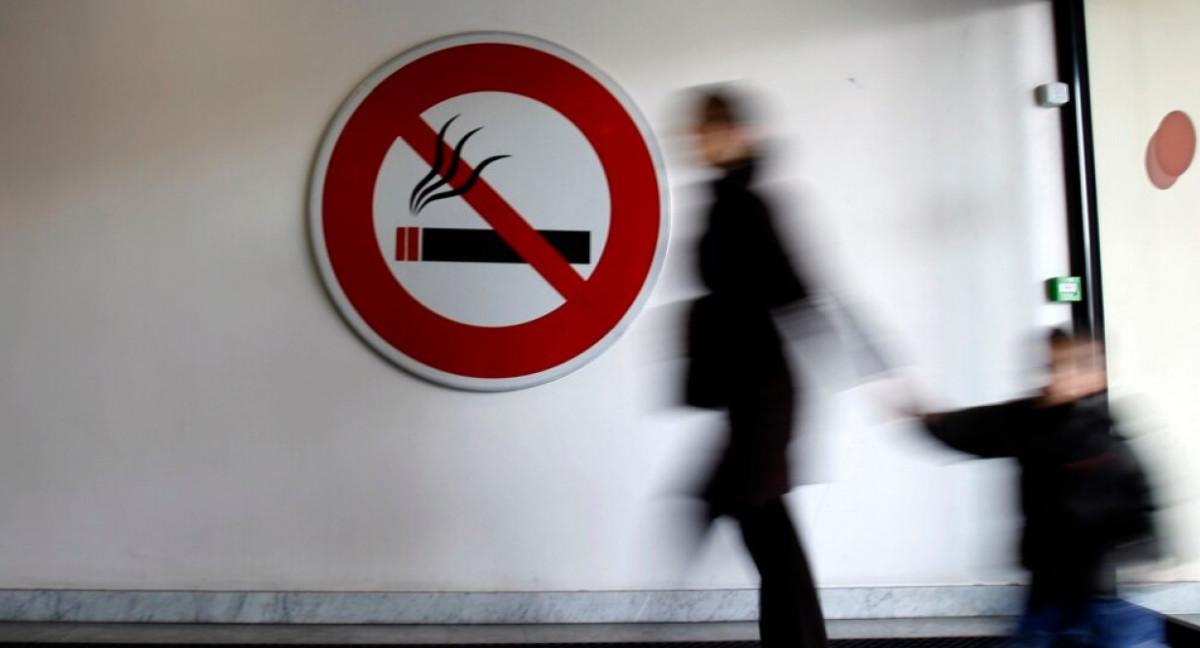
0, 641, 1006, 648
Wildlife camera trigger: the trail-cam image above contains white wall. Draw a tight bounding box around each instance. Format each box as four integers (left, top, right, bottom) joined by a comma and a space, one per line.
1088, 0, 1200, 582
0, 0, 1068, 591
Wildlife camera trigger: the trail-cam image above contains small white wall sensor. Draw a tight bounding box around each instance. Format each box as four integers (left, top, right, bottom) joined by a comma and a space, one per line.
1037, 82, 1071, 108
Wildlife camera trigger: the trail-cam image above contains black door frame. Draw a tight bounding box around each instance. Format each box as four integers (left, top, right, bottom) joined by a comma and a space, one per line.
1051, 0, 1105, 340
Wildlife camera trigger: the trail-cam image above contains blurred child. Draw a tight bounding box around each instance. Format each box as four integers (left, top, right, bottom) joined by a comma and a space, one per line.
913, 329, 1163, 648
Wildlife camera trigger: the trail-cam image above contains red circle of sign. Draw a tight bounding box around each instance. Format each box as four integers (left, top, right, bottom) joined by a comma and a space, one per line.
321, 42, 661, 380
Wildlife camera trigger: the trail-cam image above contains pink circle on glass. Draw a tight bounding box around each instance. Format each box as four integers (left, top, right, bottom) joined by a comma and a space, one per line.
1154, 110, 1196, 177
1146, 136, 1179, 190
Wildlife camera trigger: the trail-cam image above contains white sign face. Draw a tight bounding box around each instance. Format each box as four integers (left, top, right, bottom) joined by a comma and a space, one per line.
372, 91, 612, 327
310, 33, 669, 391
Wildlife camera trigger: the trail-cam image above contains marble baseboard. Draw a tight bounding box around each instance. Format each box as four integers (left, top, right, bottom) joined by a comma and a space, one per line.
0, 584, 1194, 624
1124, 582, 1200, 613
0, 619, 1013, 643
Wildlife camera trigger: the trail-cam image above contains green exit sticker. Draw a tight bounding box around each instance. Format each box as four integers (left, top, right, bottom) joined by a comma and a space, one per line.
1047, 277, 1083, 302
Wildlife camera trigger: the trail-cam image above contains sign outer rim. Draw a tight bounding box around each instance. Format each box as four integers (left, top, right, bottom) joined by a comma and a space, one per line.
308, 32, 671, 392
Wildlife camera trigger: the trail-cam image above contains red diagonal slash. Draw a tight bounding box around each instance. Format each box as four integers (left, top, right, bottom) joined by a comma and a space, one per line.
395, 115, 588, 301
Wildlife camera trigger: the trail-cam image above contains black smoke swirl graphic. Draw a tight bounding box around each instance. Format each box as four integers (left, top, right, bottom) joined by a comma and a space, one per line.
410, 115, 511, 215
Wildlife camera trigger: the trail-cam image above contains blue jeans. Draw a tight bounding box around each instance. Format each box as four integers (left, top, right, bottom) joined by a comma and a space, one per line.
1010, 597, 1166, 648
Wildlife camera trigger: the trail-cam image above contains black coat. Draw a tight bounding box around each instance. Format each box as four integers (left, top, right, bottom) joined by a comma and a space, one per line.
685, 159, 810, 512
685, 160, 809, 408
924, 394, 1156, 577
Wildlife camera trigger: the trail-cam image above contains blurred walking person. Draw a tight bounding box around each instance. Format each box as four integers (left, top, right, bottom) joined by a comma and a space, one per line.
683, 86, 827, 648
906, 329, 1164, 648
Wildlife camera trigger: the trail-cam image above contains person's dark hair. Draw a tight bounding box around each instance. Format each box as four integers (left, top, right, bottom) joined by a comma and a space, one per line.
1048, 326, 1072, 346
695, 85, 754, 128
1047, 326, 1099, 347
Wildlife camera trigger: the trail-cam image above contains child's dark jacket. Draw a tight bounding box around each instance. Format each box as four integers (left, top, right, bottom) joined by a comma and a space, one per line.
924, 393, 1155, 575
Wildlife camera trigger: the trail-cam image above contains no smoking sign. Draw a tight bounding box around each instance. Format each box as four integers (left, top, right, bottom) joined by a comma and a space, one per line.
310, 33, 669, 391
